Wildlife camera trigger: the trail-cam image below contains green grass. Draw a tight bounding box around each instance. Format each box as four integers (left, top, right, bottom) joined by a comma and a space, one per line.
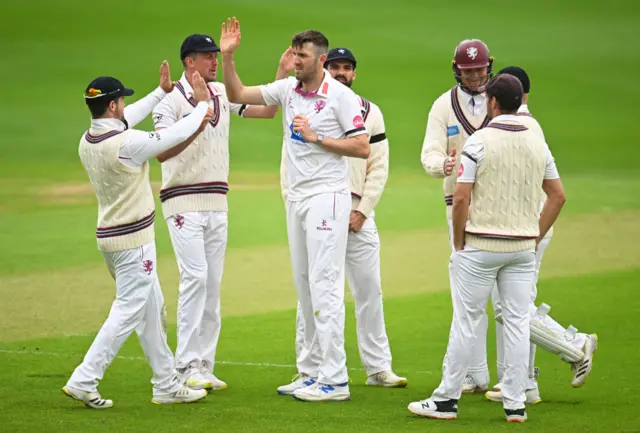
1, 0, 640, 431
1, 268, 638, 432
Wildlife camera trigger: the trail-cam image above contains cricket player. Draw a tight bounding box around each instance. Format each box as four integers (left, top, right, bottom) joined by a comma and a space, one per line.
281, 47, 407, 388
220, 17, 370, 402
152, 33, 293, 391
485, 66, 598, 404
409, 74, 564, 423
420, 39, 493, 393
64, 63, 212, 408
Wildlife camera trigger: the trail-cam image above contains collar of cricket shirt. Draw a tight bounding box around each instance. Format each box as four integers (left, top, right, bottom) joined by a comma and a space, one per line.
458, 88, 487, 116
91, 117, 127, 132
177, 72, 222, 100
293, 69, 330, 98
491, 114, 520, 123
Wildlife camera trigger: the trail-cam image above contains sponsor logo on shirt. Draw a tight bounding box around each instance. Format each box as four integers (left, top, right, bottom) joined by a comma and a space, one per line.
448, 125, 460, 136
289, 122, 307, 143
458, 162, 464, 177
353, 115, 364, 128
317, 219, 332, 231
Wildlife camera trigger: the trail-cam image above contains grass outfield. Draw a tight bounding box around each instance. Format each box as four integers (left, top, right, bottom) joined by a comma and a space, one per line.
1, 269, 639, 432
1, 0, 640, 431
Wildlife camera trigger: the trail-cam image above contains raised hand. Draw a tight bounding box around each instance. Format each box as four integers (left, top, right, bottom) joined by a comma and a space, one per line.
279, 47, 295, 74
159, 60, 175, 93
220, 16, 241, 54
191, 72, 211, 104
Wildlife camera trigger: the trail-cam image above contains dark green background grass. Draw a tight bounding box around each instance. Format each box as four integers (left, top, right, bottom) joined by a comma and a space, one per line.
1, 0, 639, 431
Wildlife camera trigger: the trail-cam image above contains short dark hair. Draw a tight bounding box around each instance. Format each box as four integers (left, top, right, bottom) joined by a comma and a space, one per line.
291, 30, 329, 54
484, 74, 523, 113
181, 52, 197, 67
86, 97, 117, 118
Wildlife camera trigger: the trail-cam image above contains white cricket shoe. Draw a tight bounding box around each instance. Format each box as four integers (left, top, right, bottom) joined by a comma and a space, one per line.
151, 385, 208, 404
505, 408, 527, 423
366, 371, 408, 388
277, 373, 316, 395
199, 363, 227, 391
179, 361, 212, 390
292, 382, 350, 402
407, 397, 458, 420
571, 333, 598, 388
461, 375, 488, 394
62, 386, 113, 409
485, 387, 542, 404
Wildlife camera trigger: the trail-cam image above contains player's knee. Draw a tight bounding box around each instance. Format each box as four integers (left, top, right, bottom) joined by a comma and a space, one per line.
180, 266, 208, 286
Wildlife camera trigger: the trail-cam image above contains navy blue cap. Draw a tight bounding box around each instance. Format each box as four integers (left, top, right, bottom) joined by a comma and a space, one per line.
180, 34, 220, 60
324, 47, 357, 69
84, 76, 134, 102
497, 66, 530, 93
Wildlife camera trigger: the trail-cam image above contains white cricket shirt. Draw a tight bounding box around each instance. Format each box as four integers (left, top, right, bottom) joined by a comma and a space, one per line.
260, 70, 368, 201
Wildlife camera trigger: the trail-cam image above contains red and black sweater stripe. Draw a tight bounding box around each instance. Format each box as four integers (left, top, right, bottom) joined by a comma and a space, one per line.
486, 123, 528, 132
84, 130, 123, 143
175, 82, 221, 127
465, 231, 536, 240
450, 87, 490, 136
96, 211, 155, 239
159, 181, 229, 202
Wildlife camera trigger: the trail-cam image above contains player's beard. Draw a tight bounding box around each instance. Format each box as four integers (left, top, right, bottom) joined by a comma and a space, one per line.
334, 75, 353, 88
301, 64, 318, 84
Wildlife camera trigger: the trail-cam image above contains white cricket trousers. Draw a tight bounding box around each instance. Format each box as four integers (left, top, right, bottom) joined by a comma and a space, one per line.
66, 241, 181, 397
493, 237, 549, 386
167, 211, 227, 372
447, 217, 489, 385
295, 214, 393, 376
288, 192, 350, 385
432, 246, 534, 410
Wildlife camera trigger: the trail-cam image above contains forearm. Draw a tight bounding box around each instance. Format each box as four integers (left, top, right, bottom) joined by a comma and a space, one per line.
421, 147, 447, 178
124, 87, 167, 128
452, 197, 469, 250
128, 102, 208, 162
357, 177, 387, 217
421, 109, 448, 177
538, 196, 565, 240
320, 135, 370, 158
356, 141, 388, 217
156, 128, 200, 163
222, 53, 249, 104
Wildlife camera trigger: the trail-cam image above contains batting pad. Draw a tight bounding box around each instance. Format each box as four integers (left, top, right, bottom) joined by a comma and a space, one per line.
530, 304, 584, 363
